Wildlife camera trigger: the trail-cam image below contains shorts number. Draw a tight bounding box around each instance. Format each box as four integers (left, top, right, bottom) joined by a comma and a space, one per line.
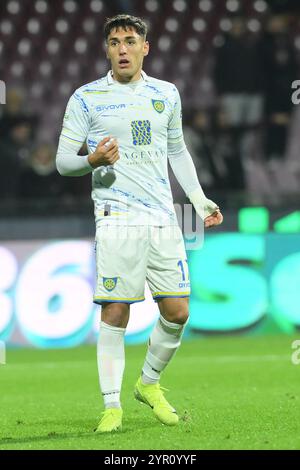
177, 259, 189, 282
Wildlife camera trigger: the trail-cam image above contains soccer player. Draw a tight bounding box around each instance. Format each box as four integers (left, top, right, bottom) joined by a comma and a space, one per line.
56, 14, 223, 433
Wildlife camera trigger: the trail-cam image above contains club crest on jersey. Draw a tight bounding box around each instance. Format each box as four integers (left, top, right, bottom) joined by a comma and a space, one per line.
103, 277, 118, 292
152, 99, 165, 113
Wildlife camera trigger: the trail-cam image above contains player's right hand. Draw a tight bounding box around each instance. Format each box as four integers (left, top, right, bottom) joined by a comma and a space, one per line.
88, 136, 119, 169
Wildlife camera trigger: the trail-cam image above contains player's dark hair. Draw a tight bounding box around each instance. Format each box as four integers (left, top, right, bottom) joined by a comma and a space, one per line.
104, 14, 148, 41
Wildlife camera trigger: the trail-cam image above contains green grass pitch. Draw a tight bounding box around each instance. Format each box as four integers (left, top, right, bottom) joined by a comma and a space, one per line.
0, 334, 300, 450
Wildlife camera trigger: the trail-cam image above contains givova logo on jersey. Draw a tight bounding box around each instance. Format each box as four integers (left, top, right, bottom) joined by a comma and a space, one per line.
96, 104, 126, 112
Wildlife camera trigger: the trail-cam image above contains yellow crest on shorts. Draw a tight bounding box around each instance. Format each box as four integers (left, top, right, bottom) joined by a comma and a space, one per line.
152, 99, 165, 113
103, 277, 117, 292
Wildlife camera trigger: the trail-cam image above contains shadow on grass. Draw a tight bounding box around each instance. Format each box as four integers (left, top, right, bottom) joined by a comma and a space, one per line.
0, 431, 91, 447
0, 416, 160, 447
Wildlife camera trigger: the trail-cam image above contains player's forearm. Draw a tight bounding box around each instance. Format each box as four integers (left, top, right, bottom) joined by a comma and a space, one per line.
168, 143, 203, 196
168, 144, 219, 218
56, 136, 93, 177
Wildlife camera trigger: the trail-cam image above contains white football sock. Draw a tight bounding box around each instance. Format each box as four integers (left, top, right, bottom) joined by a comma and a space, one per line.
142, 315, 187, 384
97, 321, 126, 409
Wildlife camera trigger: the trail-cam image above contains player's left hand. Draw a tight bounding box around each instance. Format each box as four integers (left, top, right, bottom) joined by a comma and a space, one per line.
204, 209, 223, 228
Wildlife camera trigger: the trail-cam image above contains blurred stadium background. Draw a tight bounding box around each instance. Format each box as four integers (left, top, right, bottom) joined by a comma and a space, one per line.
1, 0, 300, 451
1, 0, 300, 347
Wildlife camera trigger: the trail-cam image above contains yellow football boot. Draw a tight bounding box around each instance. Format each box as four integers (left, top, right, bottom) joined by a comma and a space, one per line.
95, 408, 123, 433
134, 377, 179, 426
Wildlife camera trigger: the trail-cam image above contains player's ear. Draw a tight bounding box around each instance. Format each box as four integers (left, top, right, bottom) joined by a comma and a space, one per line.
143, 41, 149, 57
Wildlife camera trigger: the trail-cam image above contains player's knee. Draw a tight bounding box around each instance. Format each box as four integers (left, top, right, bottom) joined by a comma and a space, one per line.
175, 311, 189, 325
165, 309, 189, 325
101, 302, 129, 328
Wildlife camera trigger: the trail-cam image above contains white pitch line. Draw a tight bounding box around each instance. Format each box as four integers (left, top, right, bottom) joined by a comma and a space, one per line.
196, 354, 291, 363
2, 354, 292, 369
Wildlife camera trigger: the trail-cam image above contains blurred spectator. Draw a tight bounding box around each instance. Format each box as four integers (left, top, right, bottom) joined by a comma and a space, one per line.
261, 14, 297, 163
214, 16, 264, 191
0, 89, 24, 137
183, 110, 227, 192
19, 144, 64, 199
0, 89, 24, 117
214, 16, 264, 129
0, 116, 35, 199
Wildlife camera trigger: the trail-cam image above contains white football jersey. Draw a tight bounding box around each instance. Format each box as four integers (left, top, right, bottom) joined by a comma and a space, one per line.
60, 70, 183, 226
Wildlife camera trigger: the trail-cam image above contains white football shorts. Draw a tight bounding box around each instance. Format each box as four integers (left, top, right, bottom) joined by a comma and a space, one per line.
94, 225, 190, 304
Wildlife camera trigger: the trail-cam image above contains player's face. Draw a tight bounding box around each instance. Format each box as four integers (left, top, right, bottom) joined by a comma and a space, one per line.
106, 27, 149, 83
